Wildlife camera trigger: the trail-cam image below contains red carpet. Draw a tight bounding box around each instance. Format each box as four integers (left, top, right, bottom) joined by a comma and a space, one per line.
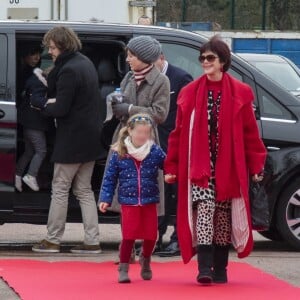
0, 260, 298, 300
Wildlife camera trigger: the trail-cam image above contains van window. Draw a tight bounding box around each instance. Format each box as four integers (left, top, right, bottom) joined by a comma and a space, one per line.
161, 43, 203, 79
161, 42, 246, 84
228, 68, 243, 81
0, 34, 8, 101
257, 86, 295, 120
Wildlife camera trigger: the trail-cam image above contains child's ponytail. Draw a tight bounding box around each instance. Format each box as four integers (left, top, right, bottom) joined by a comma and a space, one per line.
111, 126, 130, 157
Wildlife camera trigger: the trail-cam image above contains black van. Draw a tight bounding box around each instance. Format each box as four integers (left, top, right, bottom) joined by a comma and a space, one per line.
1, 21, 300, 250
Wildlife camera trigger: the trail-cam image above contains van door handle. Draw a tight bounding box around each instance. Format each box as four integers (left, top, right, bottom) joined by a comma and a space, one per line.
0, 110, 5, 119
267, 146, 280, 151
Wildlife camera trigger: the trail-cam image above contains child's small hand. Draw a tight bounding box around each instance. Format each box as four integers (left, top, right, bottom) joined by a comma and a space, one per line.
99, 202, 109, 213
165, 174, 177, 183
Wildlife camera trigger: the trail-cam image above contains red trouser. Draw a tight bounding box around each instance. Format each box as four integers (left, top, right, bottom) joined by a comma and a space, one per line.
120, 239, 156, 263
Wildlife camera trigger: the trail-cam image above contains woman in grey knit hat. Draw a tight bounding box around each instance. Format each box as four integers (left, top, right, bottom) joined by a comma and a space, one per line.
112, 35, 170, 124
106, 35, 170, 205
100, 35, 170, 281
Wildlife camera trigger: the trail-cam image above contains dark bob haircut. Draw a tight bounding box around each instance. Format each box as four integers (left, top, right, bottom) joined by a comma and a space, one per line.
199, 35, 231, 72
20, 42, 43, 58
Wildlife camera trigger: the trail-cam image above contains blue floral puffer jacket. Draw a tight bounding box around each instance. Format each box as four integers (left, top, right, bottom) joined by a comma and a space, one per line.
99, 144, 165, 206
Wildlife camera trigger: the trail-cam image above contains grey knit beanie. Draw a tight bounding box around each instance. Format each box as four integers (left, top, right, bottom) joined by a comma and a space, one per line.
127, 36, 162, 64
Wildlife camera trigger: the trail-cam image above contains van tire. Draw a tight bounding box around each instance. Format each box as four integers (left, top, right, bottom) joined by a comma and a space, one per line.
276, 178, 300, 250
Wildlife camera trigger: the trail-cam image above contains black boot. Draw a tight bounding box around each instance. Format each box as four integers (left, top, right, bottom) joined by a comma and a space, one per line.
196, 245, 213, 285
212, 244, 230, 283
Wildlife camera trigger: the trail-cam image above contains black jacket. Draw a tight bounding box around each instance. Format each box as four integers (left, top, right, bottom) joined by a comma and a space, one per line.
43, 52, 103, 163
18, 68, 52, 131
158, 63, 193, 152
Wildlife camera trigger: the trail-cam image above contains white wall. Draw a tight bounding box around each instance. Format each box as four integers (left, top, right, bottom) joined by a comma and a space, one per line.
65, 0, 130, 23
0, 0, 51, 20
0, 0, 148, 23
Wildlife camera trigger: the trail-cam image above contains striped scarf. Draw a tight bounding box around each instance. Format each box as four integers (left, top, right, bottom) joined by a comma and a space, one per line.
133, 64, 153, 86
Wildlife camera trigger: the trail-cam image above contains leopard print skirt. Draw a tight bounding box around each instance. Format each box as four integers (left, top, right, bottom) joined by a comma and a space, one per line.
192, 183, 231, 246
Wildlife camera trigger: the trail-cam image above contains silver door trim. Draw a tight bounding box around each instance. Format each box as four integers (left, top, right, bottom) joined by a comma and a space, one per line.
261, 117, 296, 124
0, 101, 15, 106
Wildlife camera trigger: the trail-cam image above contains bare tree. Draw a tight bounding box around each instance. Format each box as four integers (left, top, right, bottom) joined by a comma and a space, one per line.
157, 0, 182, 22
156, 0, 300, 30
270, 0, 291, 30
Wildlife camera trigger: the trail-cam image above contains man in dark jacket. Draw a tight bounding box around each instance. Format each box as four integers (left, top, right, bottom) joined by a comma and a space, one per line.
32, 26, 103, 254
155, 53, 193, 256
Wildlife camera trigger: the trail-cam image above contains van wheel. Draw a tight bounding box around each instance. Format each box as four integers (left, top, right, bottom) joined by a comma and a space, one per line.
276, 179, 300, 250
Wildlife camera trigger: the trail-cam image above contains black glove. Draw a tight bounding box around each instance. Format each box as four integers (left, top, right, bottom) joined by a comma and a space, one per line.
112, 102, 130, 119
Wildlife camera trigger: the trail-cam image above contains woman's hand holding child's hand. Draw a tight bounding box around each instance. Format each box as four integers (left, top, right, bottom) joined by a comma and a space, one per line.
164, 174, 177, 183
99, 202, 109, 213
252, 173, 264, 182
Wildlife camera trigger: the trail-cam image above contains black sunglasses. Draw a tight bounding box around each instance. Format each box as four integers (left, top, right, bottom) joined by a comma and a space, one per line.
199, 54, 219, 63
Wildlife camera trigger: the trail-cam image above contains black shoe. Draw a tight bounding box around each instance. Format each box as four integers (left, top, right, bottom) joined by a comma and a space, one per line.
135, 246, 142, 257
197, 273, 213, 285
152, 241, 163, 254
156, 241, 180, 257
212, 270, 227, 283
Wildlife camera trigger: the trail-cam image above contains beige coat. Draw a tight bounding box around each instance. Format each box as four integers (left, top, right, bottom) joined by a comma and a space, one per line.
106, 66, 170, 215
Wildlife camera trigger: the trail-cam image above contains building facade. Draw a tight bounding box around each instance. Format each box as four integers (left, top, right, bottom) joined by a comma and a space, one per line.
0, 0, 156, 24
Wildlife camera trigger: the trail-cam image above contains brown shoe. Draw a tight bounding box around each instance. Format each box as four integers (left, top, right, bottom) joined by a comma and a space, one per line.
32, 239, 60, 253
70, 244, 102, 254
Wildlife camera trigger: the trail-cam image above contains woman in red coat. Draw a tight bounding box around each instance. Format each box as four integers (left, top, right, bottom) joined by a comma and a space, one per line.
164, 36, 267, 285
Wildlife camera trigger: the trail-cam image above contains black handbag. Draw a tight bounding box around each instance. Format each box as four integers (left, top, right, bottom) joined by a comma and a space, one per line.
249, 181, 270, 231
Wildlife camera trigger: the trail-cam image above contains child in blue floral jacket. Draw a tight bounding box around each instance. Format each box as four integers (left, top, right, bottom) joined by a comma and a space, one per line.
99, 113, 165, 283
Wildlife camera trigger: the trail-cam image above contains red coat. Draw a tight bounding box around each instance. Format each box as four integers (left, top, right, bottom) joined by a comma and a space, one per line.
164, 74, 267, 263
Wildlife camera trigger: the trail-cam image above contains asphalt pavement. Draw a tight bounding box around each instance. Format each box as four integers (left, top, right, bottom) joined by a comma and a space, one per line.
0, 223, 299, 299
